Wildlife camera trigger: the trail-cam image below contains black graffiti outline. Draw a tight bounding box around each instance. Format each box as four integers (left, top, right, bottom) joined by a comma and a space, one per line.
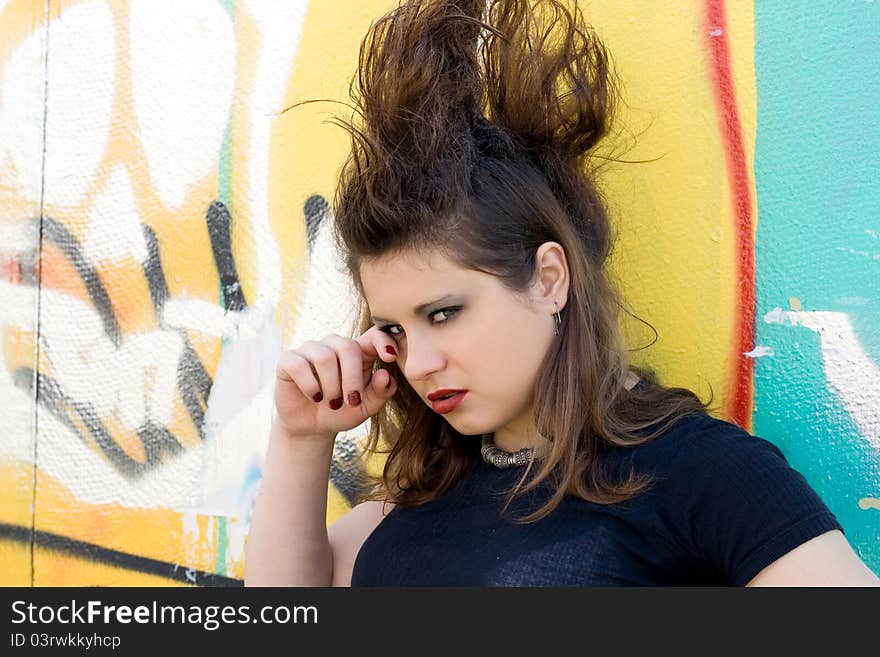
0, 522, 242, 586
17, 197, 365, 500
14, 367, 184, 476
18, 202, 246, 478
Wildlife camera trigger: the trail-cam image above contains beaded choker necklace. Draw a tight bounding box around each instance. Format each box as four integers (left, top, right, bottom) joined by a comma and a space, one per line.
480, 434, 534, 469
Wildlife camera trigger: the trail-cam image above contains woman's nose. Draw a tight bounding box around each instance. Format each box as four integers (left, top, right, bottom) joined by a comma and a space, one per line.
401, 335, 445, 382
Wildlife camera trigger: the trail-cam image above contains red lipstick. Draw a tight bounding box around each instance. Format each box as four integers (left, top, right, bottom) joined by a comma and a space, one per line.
427, 389, 468, 414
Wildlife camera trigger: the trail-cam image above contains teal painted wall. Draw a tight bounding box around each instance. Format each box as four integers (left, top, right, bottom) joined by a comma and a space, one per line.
753, 2, 880, 572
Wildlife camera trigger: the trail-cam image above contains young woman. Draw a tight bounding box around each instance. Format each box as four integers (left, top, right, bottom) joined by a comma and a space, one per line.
244, 0, 878, 586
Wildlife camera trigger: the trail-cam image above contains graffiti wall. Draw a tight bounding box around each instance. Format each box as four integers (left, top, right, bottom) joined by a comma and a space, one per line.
0, 0, 876, 585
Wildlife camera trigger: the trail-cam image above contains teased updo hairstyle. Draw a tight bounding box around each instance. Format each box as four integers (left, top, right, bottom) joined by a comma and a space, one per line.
332, 0, 715, 521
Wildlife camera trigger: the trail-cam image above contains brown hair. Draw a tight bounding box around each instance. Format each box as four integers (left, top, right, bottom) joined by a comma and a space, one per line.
332, 0, 718, 522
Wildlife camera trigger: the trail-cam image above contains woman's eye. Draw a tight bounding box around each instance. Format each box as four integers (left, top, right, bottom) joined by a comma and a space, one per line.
430, 307, 459, 324
376, 307, 459, 337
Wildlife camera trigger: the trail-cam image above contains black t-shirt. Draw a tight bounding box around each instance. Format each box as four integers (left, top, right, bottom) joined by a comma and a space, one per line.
351, 411, 843, 586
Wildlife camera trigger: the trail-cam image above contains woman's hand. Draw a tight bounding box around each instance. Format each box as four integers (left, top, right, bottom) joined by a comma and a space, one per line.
273, 326, 400, 442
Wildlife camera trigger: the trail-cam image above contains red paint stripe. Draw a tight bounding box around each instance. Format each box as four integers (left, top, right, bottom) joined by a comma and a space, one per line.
704, 0, 755, 431
3, 255, 21, 284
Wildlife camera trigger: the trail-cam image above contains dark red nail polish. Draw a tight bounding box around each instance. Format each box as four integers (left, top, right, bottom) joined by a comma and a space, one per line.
385, 345, 397, 356
312, 392, 323, 403
329, 398, 343, 410
348, 391, 361, 407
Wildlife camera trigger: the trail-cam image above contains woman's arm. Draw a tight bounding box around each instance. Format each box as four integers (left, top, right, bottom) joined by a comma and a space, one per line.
243, 420, 336, 586
244, 328, 400, 586
746, 530, 880, 586
243, 418, 394, 587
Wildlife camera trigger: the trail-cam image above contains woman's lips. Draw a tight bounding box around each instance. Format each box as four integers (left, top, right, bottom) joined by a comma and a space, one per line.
430, 391, 468, 414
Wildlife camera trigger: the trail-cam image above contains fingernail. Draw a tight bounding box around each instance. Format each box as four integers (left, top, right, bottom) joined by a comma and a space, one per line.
312, 392, 323, 403
329, 398, 343, 410
348, 391, 361, 407
385, 346, 397, 356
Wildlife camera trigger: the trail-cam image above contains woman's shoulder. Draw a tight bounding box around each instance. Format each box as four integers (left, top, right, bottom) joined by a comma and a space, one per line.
623, 410, 792, 482
625, 412, 843, 585
627, 410, 836, 528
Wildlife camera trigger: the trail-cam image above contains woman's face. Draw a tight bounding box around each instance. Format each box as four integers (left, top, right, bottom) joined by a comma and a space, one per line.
360, 249, 558, 443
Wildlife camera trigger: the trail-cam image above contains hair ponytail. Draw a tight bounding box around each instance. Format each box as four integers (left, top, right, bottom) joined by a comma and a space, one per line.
482, 0, 617, 266
337, 0, 487, 239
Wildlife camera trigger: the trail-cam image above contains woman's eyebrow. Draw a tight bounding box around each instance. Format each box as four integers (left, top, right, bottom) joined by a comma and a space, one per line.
371, 294, 459, 324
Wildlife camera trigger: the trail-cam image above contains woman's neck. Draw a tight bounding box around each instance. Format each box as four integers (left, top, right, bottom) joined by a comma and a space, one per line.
490, 373, 640, 453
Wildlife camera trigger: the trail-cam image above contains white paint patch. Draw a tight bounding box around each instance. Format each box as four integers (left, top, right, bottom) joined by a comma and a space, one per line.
744, 345, 774, 358
122, 331, 185, 428
763, 307, 789, 325
162, 297, 269, 342
192, 311, 279, 517
286, 204, 360, 348
43, 1, 115, 210
0, 280, 38, 328
0, 279, 38, 464
764, 308, 879, 453
38, 288, 185, 430
85, 167, 149, 265
162, 297, 229, 337
0, 221, 39, 257
38, 289, 119, 412
202, 311, 278, 431
130, 0, 235, 211
0, 19, 47, 204
185, 381, 274, 518
235, 0, 310, 316
0, 375, 35, 462
709, 27, 723, 37
866, 229, 879, 239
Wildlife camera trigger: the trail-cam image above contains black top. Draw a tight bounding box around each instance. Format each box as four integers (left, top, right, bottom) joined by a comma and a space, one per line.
351, 411, 843, 586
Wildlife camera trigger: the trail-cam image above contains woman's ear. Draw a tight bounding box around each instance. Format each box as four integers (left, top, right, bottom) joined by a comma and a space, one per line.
533, 241, 570, 311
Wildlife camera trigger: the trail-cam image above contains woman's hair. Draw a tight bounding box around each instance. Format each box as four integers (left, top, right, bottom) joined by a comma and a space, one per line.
332, 0, 717, 522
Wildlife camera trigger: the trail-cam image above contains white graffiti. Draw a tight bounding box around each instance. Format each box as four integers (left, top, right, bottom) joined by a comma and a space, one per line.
85, 167, 150, 265
0, 4, 45, 206
40, 289, 184, 428
237, 0, 309, 317
764, 308, 879, 452
0, 0, 313, 521
44, 1, 116, 211
744, 345, 774, 358
130, 0, 235, 212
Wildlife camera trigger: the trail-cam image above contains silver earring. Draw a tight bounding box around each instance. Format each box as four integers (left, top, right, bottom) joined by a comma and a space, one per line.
554, 301, 562, 335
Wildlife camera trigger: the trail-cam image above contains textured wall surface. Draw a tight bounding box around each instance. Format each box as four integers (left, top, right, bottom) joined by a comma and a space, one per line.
751, 2, 880, 570
0, 0, 876, 585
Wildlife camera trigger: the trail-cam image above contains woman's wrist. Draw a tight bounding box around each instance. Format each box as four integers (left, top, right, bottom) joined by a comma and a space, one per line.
270, 416, 337, 449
